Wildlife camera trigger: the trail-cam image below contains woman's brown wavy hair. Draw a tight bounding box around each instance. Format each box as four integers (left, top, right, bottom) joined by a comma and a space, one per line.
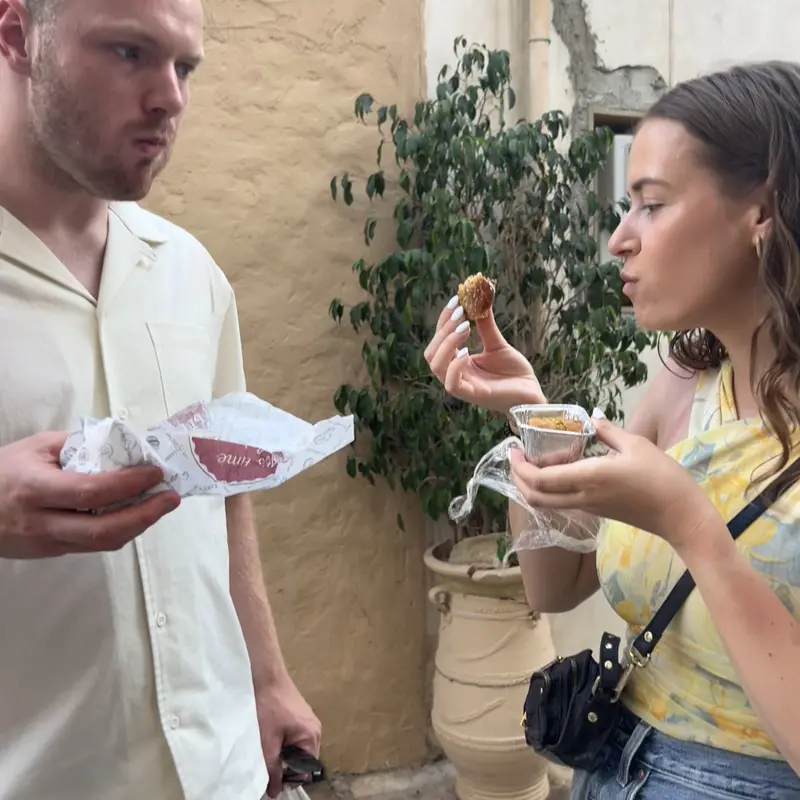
643, 61, 800, 482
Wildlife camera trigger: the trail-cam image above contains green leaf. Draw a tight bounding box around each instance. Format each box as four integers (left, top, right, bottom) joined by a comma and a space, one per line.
328, 298, 344, 322
329, 176, 337, 201
508, 87, 516, 110
356, 391, 374, 423
349, 302, 371, 331
354, 93, 374, 121
364, 218, 377, 246
397, 513, 405, 532
374, 172, 386, 198
396, 220, 414, 249
341, 173, 354, 206
346, 456, 357, 478
333, 385, 348, 413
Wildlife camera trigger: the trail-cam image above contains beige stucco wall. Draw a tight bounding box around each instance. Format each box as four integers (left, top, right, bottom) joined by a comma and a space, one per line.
145, 0, 430, 774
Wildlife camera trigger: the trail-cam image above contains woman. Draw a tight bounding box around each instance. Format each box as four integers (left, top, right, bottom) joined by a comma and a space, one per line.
424, 61, 800, 798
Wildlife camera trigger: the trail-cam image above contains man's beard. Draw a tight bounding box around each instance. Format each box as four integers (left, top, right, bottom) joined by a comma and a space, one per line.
27, 51, 169, 201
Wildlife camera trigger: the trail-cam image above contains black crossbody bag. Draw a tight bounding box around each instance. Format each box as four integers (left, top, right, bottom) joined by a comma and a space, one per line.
521, 456, 800, 773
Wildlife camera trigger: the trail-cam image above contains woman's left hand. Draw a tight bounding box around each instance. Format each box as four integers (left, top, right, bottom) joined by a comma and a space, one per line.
509, 415, 719, 551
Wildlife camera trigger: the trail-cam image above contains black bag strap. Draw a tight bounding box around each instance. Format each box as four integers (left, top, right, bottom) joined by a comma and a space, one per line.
630, 455, 800, 663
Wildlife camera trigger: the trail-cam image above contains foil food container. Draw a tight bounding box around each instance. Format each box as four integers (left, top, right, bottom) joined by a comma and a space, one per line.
508, 404, 595, 464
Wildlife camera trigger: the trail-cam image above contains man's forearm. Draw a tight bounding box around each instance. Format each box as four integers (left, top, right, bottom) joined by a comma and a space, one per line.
226, 494, 289, 689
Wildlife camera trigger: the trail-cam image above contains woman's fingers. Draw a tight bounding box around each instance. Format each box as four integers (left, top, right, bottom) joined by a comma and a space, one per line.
474, 308, 507, 352
509, 449, 594, 507
425, 296, 463, 363
427, 319, 471, 381
435, 295, 460, 332
443, 349, 477, 399
590, 416, 628, 453
426, 301, 463, 349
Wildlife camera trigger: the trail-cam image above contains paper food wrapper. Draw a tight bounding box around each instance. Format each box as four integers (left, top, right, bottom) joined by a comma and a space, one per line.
59, 393, 354, 499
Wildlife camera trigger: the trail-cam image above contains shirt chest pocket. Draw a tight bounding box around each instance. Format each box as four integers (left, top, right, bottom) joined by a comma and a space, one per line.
146, 322, 216, 417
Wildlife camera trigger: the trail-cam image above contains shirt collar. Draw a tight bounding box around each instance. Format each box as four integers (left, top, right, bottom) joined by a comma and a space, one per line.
109, 202, 171, 246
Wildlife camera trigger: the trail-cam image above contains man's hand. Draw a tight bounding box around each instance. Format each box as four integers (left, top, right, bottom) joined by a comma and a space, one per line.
256, 675, 322, 798
0, 431, 180, 558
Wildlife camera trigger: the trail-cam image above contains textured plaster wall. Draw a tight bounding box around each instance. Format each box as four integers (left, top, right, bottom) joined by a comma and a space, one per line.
585, 0, 800, 86
550, 0, 666, 129
424, 0, 530, 121
145, 0, 430, 773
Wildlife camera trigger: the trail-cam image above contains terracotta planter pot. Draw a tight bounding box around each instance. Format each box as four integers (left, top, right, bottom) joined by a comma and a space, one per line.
425, 534, 556, 800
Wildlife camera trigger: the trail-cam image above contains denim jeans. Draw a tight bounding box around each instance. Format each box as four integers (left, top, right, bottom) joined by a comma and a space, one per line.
571, 707, 800, 799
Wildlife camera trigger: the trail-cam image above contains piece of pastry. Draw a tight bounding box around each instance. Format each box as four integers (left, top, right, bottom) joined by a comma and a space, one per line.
457, 273, 496, 321
523, 416, 584, 433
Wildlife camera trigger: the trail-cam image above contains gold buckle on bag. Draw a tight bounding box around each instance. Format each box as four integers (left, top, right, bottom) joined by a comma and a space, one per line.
590, 644, 649, 703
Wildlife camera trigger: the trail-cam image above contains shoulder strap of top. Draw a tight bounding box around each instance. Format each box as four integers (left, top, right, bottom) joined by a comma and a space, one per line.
687, 366, 723, 437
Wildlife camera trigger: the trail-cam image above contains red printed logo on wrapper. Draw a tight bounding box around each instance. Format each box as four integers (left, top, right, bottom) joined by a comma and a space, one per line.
190, 437, 287, 484
166, 401, 212, 431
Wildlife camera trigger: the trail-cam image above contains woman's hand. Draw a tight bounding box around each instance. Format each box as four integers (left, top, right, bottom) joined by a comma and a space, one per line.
424, 295, 544, 413
508, 415, 720, 552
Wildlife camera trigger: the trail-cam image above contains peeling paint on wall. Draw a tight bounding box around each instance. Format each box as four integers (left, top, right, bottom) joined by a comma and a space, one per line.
552, 0, 667, 125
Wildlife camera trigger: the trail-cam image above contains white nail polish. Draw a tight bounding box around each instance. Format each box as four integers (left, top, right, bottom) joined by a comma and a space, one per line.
456, 347, 469, 359
446, 295, 459, 310
591, 407, 607, 419
455, 320, 470, 334
451, 306, 464, 323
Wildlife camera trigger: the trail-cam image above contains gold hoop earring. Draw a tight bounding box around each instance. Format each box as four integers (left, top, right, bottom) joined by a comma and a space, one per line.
755, 237, 763, 260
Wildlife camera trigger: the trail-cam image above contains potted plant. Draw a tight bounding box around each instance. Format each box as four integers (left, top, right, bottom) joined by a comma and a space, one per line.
328, 38, 654, 800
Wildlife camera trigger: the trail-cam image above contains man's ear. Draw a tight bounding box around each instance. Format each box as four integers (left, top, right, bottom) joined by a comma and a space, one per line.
0, 0, 34, 77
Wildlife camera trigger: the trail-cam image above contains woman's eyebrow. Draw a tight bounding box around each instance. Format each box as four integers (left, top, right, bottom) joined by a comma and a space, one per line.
629, 176, 672, 193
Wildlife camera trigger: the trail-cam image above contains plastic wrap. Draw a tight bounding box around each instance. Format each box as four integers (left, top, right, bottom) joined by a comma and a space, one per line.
278, 787, 311, 800
448, 404, 600, 553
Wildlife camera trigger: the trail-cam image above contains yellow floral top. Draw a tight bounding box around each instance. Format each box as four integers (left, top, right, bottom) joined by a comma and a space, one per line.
597, 361, 800, 758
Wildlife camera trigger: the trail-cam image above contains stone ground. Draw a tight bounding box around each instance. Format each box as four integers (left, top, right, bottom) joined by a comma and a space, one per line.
305, 762, 572, 800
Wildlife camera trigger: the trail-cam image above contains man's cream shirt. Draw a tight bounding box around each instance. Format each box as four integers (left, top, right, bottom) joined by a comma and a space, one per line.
0, 202, 268, 799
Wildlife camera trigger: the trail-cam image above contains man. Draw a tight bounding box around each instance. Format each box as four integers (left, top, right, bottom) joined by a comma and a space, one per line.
0, 0, 321, 798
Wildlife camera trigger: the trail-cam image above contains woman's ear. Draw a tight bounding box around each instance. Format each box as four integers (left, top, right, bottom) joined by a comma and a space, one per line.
0, 0, 34, 77
749, 184, 774, 252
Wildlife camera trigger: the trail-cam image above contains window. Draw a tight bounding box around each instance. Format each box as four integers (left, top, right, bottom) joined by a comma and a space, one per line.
593, 113, 641, 309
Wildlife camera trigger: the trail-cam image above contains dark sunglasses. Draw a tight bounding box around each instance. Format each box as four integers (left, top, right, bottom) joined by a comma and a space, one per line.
281, 744, 325, 786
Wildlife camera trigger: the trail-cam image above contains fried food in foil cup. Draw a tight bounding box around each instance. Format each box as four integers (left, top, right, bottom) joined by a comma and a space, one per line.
509, 404, 594, 465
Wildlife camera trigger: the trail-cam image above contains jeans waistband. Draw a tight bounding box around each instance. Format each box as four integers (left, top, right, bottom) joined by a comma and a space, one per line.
611, 706, 800, 798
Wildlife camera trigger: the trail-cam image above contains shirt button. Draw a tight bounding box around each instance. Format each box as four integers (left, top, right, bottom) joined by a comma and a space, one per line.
169, 715, 180, 730
117, 408, 129, 420
155, 612, 167, 627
